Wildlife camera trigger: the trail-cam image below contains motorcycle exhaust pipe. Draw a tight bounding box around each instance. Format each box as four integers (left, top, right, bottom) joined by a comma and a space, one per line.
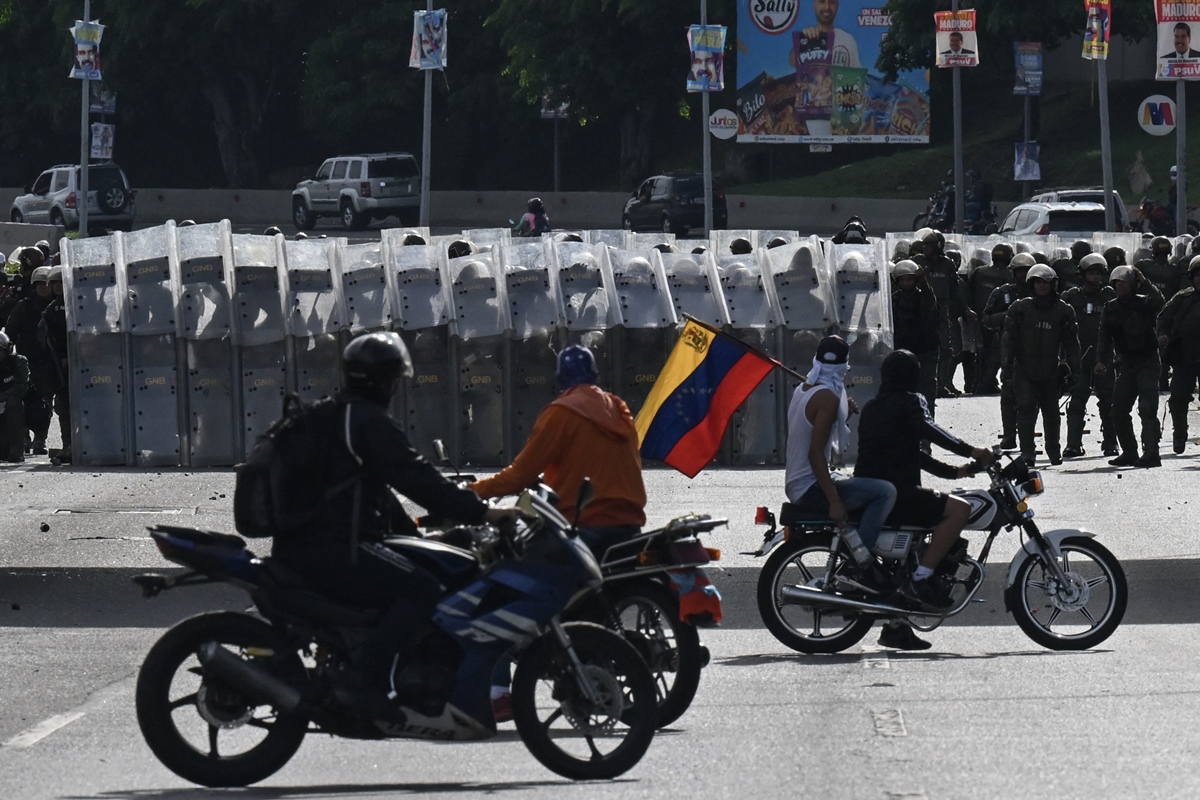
197, 642, 304, 714
779, 584, 910, 616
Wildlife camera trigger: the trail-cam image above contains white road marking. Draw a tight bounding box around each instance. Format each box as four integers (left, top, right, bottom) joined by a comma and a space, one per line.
860, 645, 892, 669
871, 708, 908, 737
2, 712, 85, 749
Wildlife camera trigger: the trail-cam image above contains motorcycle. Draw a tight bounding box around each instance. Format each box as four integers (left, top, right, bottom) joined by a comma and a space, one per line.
131, 484, 659, 787
750, 449, 1127, 653
425, 441, 722, 728
1136, 197, 1200, 236
913, 183, 998, 235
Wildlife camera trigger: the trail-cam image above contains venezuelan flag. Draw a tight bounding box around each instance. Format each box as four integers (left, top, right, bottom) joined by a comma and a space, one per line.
636, 320, 776, 478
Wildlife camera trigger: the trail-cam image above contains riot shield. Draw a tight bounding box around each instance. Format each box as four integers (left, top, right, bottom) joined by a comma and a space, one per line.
1092, 233, 1141, 265
830, 242, 889, 338
449, 252, 509, 466
283, 238, 344, 402
710, 229, 757, 256
338, 242, 393, 333
628, 232, 675, 251
762, 237, 837, 331
841, 330, 891, 464
177, 221, 237, 466
717, 254, 784, 465
122, 224, 184, 466
462, 228, 512, 249
659, 251, 729, 328
231, 234, 288, 459
553, 243, 618, 390
606, 249, 677, 416
584, 230, 628, 248
758, 230, 801, 249
62, 236, 129, 465
500, 240, 560, 451
883, 232, 915, 265
380, 226, 432, 248
388, 244, 454, 458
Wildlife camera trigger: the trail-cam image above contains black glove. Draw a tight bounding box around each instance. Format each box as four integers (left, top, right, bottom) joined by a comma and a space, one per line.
1000, 366, 1013, 383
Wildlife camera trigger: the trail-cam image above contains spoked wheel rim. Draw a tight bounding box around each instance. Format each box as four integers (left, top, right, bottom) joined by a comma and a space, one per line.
1014, 541, 1125, 645
614, 596, 679, 704
771, 544, 865, 642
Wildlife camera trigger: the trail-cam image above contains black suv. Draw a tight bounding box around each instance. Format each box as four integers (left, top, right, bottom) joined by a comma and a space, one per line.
622, 174, 727, 236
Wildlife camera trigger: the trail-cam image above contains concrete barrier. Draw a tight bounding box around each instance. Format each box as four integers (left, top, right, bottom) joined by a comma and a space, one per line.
0, 222, 66, 261
1, 186, 1015, 235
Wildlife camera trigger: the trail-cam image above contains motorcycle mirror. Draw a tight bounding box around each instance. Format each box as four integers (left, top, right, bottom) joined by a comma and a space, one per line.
571, 478, 595, 532
432, 439, 460, 478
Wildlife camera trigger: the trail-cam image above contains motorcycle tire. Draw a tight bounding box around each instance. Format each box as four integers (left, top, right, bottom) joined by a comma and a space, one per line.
606, 580, 703, 728
1006, 536, 1127, 651
135, 611, 309, 788
756, 535, 874, 654
912, 214, 929, 231
512, 622, 657, 780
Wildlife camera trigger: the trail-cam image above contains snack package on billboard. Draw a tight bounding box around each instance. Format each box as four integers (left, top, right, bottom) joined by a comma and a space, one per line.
862, 74, 901, 136
737, 73, 771, 135
890, 84, 931, 138
831, 66, 868, 136
793, 31, 832, 121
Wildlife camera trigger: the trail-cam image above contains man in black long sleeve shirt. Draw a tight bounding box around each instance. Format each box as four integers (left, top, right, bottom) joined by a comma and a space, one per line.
855, 350, 994, 610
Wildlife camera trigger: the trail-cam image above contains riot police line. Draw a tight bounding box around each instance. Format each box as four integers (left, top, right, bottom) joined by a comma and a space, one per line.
53, 221, 902, 467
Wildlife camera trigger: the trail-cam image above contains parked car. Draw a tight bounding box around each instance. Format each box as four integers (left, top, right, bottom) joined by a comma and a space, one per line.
998, 201, 1109, 237
10, 162, 136, 232
1029, 187, 1130, 231
622, 174, 727, 236
292, 152, 421, 231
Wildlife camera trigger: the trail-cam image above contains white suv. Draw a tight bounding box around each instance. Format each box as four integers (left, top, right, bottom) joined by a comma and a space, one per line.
10, 163, 137, 232
292, 152, 421, 231
1029, 187, 1130, 231
998, 201, 1109, 237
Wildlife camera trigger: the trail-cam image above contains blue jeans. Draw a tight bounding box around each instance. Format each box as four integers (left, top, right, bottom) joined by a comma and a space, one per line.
793, 473, 897, 548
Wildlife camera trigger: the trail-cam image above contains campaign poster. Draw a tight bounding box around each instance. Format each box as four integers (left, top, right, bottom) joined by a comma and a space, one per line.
736, 1, 930, 144
1014, 142, 1041, 182
68, 20, 103, 81
1082, 0, 1111, 60
88, 83, 117, 115
1156, 0, 1200, 80
687, 25, 728, 92
934, 10, 979, 69
409, 9, 447, 70
1013, 42, 1043, 95
90, 123, 115, 161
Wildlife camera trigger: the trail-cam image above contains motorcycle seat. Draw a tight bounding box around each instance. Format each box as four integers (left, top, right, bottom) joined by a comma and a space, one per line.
778, 503, 862, 528
256, 559, 384, 628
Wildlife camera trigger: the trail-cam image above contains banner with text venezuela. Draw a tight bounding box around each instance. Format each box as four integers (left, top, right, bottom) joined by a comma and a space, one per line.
636, 321, 776, 478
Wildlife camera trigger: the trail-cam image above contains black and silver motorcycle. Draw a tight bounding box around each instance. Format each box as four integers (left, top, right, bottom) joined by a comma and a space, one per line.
752, 449, 1127, 653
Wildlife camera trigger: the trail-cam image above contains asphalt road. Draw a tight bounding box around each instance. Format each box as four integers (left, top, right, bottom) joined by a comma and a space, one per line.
2, 395, 1200, 798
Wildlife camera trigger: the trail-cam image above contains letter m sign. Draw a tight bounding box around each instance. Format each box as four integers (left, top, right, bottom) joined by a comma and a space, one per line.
1145, 102, 1175, 127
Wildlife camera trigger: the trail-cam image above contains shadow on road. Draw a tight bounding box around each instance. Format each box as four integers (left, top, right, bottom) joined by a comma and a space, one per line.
66, 778, 607, 799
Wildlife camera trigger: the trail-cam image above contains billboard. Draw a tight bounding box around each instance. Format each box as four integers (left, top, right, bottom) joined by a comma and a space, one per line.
736, 0, 930, 144
1155, 0, 1200, 80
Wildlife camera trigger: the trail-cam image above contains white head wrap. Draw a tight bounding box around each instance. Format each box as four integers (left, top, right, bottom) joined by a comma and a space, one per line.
805, 358, 850, 452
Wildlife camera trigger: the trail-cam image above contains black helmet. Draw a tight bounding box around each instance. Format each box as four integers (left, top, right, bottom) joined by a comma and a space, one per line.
342, 331, 413, 405
729, 237, 753, 255
1191, 237, 1200, 255
1078, 253, 1109, 276
1070, 240, 1092, 261
1151, 236, 1173, 257
1189, 255, 1200, 277
881, 350, 921, 391
766, 236, 788, 249
1103, 246, 1127, 269
263, 226, 283, 236
401, 232, 427, 246
922, 230, 945, 252
1032, 251, 1050, 265
991, 242, 1014, 267
556, 345, 598, 390
527, 197, 544, 213
447, 240, 476, 259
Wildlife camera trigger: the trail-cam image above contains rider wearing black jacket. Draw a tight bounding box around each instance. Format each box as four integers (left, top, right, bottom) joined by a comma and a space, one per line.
855, 350, 994, 611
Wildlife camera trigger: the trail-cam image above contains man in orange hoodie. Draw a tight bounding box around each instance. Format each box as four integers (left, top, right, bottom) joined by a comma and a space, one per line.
470, 344, 646, 555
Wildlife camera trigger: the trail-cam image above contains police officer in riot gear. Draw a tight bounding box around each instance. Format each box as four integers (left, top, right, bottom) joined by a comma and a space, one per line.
6, 266, 57, 455
983, 252, 1035, 449
0, 332, 28, 462
269, 331, 519, 719
1156, 256, 1200, 453
919, 231, 973, 397
37, 267, 70, 462
969, 243, 1013, 393
1061, 254, 1117, 458
890, 259, 940, 414
1136, 236, 1188, 389
1001, 265, 1081, 466
1096, 266, 1165, 468
1102, 246, 1127, 272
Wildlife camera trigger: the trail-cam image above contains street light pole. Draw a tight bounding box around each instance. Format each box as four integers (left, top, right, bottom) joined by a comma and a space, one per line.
78, 0, 90, 238
419, 0, 432, 228
701, 0, 714, 236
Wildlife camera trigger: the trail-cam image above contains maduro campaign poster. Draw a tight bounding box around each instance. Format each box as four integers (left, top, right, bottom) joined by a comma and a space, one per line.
1156, 0, 1200, 80
934, 10, 979, 68
1013, 42, 1043, 95
409, 9, 447, 70
735, 1, 930, 144
687, 25, 728, 92
1082, 0, 1111, 60
68, 20, 103, 81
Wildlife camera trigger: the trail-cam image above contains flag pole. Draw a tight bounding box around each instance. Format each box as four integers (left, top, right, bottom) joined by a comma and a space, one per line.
680, 313, 807, 381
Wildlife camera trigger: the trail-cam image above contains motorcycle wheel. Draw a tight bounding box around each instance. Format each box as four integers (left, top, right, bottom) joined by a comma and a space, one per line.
135, 611, 308, 788
512, 622, 657, 780
1007, 537, 1128, 651
606, 580, 703, 728
912, 213, 929, 231
756, 535, 874, 654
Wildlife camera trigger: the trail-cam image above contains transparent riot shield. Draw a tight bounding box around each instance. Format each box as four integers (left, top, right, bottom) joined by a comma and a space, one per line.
381, 226, 432, 248
584, 230, 628, 248
758, 230, 800, 249
883, 232, 915, 265
710, 229, 757, 256
607, 249, 677, 416
717, 254, 784, 465
1092, 233, 1141, 265
177, 222, 237, 466
659, 251, 729, 328
231, 234, 288, 460
388, 243, 454, 458
830, 242, 889, 338
338, 242, 393, 334
553, 243, 619, 390
462, 228, 512, 250
62, 236, 129, 465
628, 231, 676, 252
122, 224, 184, 466
842, 329, 892, 464
449, 252, 509, 466
763, 237, 837, 332
499, 240, 560, 451
283, 238, 344, 403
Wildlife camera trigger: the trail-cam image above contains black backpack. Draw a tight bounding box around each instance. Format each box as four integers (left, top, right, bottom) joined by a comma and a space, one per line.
234, 394, 358, 538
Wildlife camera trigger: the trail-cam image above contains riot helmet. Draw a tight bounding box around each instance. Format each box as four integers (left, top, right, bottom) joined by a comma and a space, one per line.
1151, 236, 1173, 257
729, 237, 753, 255
30, 266, 52, 284
922, 230, 945, 254
556, 345, 598, 390
447, 240, 476, 259
1109, 265, 1137, 285
1025, 264, 1058, 285
991, 242, 1014, 267
1070, 240, 1092, 261
946, 249, 962, 268
1188, 255, 1200, 278
47, 266, 64, 283
293, 232, 308, 240
0, 331, 12, 355
654, 242, 677, 254
1078, 253, 1109, 276
554, 232, 584, 243
1032, 252, 1050, 265
34, 240, 51, 260
766, 237, 789, 249
263, 226, 283, 236
891, 259, 920, 278
690, 245, 708, 254
178, 219, 197, 227
401, 233, 427, 245
341, 331, 413, 406
1103, 247, 1127, 269
1009, 253, 1037, 271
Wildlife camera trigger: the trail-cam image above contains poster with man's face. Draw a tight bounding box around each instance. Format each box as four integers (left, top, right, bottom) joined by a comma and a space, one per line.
934, 11, 978, 68
68, 20, 103, 81
409, 9, 447, 70
687, 25, 727, 92
1156, 0, 1200, 80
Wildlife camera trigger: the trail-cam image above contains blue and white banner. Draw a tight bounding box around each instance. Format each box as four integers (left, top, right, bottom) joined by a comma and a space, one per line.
410, 9, 447, 70
687, 25, 727, 92
68, 20, 104, 81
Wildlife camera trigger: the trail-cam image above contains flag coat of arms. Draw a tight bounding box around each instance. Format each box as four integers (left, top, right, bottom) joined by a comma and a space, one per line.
635, 320, 776, 478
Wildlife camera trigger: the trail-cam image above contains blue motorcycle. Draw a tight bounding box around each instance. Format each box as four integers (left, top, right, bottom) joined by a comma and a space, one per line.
132, 485, 658, 786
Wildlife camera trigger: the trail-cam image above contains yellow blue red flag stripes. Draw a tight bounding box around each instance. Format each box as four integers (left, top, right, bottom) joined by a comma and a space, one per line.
635, 320, 776, 478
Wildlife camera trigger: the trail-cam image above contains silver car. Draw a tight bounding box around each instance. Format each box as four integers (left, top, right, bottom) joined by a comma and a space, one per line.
10, 163, 137, 232
291, 152, 421, 231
